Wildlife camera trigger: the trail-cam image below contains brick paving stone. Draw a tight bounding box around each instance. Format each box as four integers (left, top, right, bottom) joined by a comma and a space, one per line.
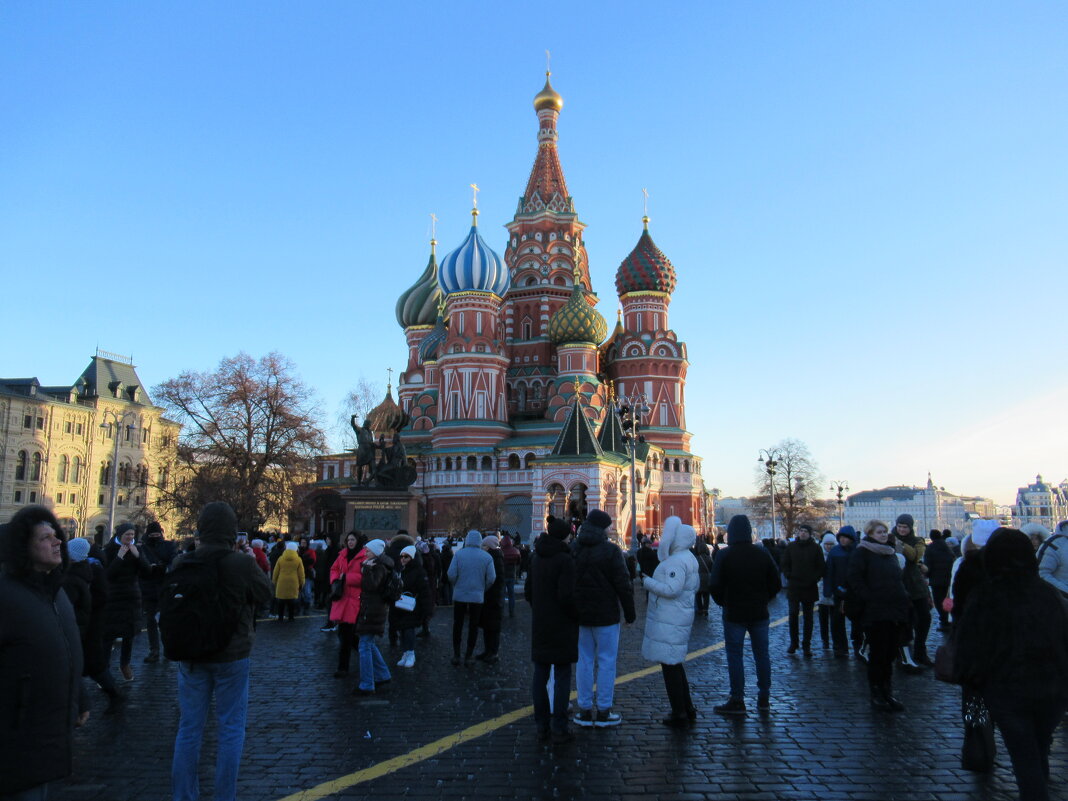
48, 592, 1068, 801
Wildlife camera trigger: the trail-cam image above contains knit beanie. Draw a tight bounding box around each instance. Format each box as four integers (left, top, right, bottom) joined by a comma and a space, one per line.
548, 519, 571, 540
364, 539, 386, 557
400, 545, 417, 560
895, 514, 914, 529
285, 541, 299, 551
821, 533, 837, 548
481, 535, 499, 549
114, 522, 136, 539
970, 519, 1000, 548
67, 537, 91, 562
586, 509, 611, 530
983, 528, 1037, 577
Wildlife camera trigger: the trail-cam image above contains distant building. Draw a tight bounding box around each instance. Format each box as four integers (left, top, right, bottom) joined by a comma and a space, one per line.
1014, 474, 1068, 530
0, 351, 181, 541
844, 475, 996, 537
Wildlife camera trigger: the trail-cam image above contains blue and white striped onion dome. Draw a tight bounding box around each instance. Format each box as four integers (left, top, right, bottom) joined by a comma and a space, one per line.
438, 224, 509, 297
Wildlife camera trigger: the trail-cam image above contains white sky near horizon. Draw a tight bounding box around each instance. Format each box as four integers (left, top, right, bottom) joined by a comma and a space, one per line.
2, 2, 1065, 506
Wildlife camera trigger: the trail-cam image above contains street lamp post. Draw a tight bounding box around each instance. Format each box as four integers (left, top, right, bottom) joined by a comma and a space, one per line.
101, 411, 138, 540
758, 448, 783, 541
616, 392, 650, 549
830, 480, 849, 529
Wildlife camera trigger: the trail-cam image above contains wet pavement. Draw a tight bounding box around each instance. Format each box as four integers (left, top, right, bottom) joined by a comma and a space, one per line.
57, 589, 1065, 801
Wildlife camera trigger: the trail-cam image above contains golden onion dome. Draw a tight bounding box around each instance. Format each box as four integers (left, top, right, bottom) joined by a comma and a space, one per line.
548, 278, 608, 346
533, 72, 564, 113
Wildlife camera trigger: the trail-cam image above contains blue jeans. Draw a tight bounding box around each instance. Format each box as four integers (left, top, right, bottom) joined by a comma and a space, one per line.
503, 578, 516, 616
576, 624, 620, 711
2, 784, 50, 801
172, 658, 250, 801
533, 662, 572, 732
722, 615, 771, 699
357, 635, 391, 691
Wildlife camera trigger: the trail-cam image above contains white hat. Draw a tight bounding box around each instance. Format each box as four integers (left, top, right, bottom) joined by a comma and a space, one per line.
400, 545, 417, 560
365, 539, 386, 557
970, 519, 1000, 548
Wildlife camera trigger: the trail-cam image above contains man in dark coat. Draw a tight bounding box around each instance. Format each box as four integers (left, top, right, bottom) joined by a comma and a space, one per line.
0, 506, 86, 798
171, 502, 273, 801
780, 524, 826, 656
139, 521, 177, 663
570, 510, 635, 728
923, 529, 954, 631
525, 518, 578, 743
477, 535, 505, 664
708, 515, 781, 716
102, 522, 152, 681
825, 526, 860, 657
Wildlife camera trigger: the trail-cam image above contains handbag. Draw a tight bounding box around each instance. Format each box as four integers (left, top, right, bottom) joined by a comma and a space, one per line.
394, 592, 416, 612
960, 693, 996, 773
329, 576, 345, 602
934, 640, 957, 683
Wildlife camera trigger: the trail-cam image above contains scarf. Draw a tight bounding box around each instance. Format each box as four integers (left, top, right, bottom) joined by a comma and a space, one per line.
859, 538, 895, 557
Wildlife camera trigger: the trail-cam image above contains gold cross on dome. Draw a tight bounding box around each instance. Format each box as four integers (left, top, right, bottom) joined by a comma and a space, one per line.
386, 367, 394, 388
546, 49, 551, 75
470, 183, 480, 209
642, 187, 649, 216
430, 213, 438, 239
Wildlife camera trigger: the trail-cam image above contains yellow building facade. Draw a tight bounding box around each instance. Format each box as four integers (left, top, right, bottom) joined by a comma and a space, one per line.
0, 351, 181, 541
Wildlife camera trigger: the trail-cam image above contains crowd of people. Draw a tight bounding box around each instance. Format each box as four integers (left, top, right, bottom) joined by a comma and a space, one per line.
2, 501, 1067, 801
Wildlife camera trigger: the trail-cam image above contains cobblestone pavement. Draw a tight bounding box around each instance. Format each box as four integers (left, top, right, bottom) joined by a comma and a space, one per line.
57, 589, 1065, 801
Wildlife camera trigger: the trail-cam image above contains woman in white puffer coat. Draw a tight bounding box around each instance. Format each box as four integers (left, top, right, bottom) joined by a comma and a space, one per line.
641, 515, 700, 728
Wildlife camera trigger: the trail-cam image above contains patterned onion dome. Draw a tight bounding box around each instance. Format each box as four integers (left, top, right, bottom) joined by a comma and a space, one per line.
366, 386, 411, 434
615, 218, 677, 296
395, 245, 442, 329
548, 281, 608, 345
438, 220, 509, 297
533, 72, 563, 112
418, 311, 448, 363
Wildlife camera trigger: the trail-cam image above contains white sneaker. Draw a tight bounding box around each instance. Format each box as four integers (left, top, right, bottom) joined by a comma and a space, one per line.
405, 651, 416, 668
397, 652, 409, 668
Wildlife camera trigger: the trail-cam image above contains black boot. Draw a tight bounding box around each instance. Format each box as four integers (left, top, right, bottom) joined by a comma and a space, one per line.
882, 683, 905, 712
869, 684, 892, 712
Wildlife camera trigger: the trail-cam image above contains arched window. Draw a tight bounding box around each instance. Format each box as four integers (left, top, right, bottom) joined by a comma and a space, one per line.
71, 456, 81, 484
58, 455, 69, 483
674, 459, 681, 472
31, 452, 42, 481
481, 455, 492, 470
684, 460, 691, 473
100, 461, 112, 485
524, 453, 536, 469
15, 450, 27, 481
508, 454, 520, 470
466, 455, 477, 470
445, 457, 453, 470
664, 460, 672, 472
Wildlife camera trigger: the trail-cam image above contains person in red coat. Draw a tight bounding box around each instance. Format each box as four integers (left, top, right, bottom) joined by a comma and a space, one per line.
330, 532, 367, 677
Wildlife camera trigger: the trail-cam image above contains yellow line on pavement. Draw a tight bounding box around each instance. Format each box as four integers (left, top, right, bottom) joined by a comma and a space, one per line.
276, 614, 789, 801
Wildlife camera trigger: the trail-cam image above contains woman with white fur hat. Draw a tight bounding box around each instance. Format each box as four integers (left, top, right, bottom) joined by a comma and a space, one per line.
640, 516, 700, 728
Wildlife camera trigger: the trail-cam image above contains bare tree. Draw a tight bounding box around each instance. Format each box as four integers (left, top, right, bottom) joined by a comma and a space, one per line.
152, 352, 326, 532
439, 487, 506, 535
752, 438, 825, 538
334, 377, 383, 450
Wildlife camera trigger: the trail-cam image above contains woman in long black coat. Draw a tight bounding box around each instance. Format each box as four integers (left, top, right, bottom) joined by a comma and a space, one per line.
389, 545, 430, 668
102, 523, 151, 681
954, 528, 1068, 801
478, 536, 505, 664
525, 520, 578, 742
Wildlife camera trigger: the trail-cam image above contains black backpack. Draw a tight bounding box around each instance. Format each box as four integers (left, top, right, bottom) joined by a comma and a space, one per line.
159, 550, 243, 661
380, 568, 404, 604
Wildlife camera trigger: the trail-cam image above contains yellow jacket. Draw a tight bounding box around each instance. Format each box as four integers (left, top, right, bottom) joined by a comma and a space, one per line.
272, 549, 305, 600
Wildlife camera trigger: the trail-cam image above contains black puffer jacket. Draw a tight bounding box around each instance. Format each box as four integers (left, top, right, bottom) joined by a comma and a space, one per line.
781, 537, 826, 601
388, 556, 430, 631
0, 532, 84, 794
63, 559, 109, 675
102, 541, 151, 639
525, 533, 578, 664
355, 554, 394, 636
571, 521, 635, 626
138, 535, 177, 606
923, 539, 954, 588
847, 539, 910, 626
709, 535, 781, 623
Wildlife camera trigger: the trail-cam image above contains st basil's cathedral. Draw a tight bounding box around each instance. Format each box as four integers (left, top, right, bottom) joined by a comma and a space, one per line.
315, 74, 708, 545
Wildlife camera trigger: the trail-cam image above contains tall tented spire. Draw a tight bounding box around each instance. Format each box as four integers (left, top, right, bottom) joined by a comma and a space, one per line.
519, 72, 573, 216
597, 402, 628, 454
550, 392, 603, 458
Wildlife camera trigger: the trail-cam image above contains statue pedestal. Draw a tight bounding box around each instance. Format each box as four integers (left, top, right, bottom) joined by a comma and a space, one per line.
342, 488, 419, 539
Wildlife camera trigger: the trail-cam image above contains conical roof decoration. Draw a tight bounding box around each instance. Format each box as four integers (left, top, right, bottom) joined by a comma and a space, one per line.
396, 244, 442, 329
615, 219, 677, 296
597, 404, 628, 455
547, 280, 608, 345
366, 386, 411, 435
550, 393, 603, 458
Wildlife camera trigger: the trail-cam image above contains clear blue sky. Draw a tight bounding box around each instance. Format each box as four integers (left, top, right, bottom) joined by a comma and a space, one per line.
3, 2, 1065, 506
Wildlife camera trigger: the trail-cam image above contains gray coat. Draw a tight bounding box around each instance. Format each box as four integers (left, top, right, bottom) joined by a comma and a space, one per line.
447, 531, 495, 603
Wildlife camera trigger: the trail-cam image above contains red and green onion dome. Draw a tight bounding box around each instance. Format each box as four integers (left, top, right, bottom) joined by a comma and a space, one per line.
548, 281, 608, 345
615, 217, 677, 296
366, 387, 411, 435
395, 244, 442, 329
